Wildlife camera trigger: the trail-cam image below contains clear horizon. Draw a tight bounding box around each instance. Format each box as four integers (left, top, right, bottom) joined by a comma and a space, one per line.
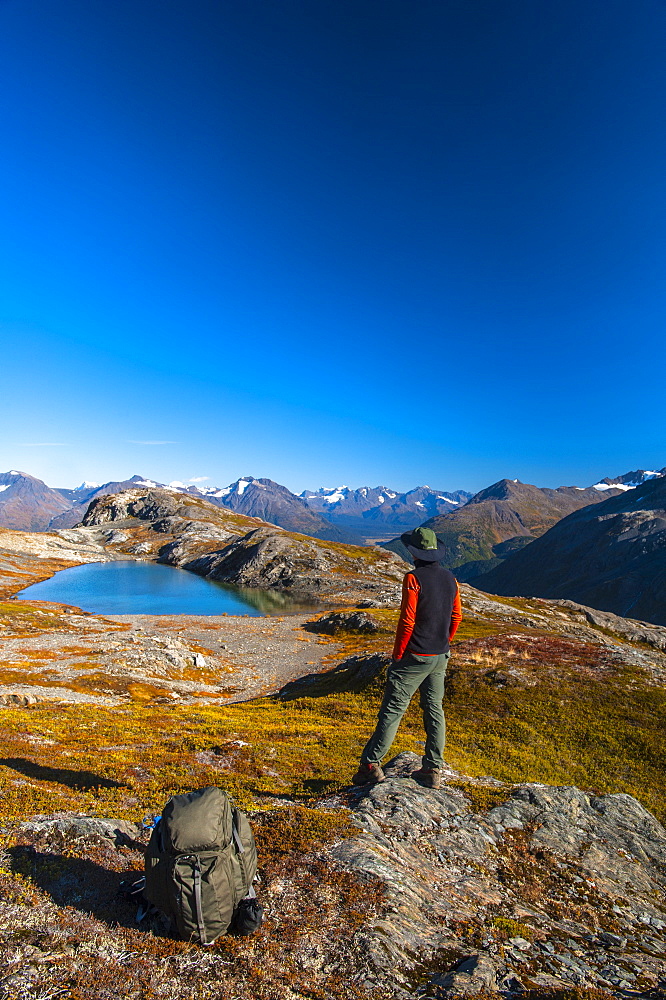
2, 1, 665, 492
3, 461, 662, 497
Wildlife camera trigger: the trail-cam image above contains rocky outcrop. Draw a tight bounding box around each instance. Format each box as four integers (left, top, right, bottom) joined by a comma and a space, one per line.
80, 488, 407, 604
555, 599, 666, 654
183, 525, 405, 603
15, 756, 665, 997
475, 475, 666, 627
48, 475, 171, 530
302, 610, 381, 635
333, 753, 666, 996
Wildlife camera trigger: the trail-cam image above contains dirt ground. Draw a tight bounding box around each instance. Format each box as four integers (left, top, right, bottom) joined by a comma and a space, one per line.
0, 604, 345, 707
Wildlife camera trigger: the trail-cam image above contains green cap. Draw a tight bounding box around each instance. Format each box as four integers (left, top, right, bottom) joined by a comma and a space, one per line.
410, 527, 438, 550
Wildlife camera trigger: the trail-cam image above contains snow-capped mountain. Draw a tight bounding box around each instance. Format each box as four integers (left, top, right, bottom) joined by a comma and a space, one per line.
302, 485, 401, 515
205, 477, 362, 543
0, 470, 73, 531
166, 481, 233, 498
588, 468, 666, 492
301, 484, 473, 539
55, 481, 104, 503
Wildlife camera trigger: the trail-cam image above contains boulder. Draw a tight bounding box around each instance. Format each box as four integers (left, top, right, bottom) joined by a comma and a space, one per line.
278, 652, 389, 699
303, 611, 381, 635
20, 814, 142, 847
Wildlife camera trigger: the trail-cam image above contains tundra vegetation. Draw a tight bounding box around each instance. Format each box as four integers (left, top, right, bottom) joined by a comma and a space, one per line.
0, 512, 664, 998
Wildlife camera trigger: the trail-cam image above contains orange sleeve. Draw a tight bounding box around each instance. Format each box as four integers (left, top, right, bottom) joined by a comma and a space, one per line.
392, 573, 420, 660
449, 582, 462, 641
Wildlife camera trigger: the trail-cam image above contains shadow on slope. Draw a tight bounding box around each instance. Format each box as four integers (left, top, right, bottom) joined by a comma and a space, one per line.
8, 843, 144, 930
0, 757, 126, 790
277, 652, 390, 699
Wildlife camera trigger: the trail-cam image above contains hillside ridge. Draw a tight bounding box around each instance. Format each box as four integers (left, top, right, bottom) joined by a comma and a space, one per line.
474, 473, 666, 626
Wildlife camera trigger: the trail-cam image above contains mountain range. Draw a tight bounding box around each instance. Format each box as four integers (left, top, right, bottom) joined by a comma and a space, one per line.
301, 484, 472, 541
0, 470, 472, 541
474, 473, 666, 626
200, 476, 362, 543
41, 474, 360, 544
382, 469, 666, 583
1, 466, 664, 626
0, 462, 664, 626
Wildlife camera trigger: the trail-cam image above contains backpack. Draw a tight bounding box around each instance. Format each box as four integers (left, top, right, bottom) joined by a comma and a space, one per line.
143, 786, 261, 945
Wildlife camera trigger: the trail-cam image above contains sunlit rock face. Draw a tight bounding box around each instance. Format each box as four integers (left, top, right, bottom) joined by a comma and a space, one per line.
80, 487, 406, 604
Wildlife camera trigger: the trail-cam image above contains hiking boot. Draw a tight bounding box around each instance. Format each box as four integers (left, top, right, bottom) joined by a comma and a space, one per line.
412, 767, 441, 789
351, 761, 385, 785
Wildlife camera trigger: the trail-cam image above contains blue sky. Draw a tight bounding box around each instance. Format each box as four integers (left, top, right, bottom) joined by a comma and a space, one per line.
1, 0, 665, 494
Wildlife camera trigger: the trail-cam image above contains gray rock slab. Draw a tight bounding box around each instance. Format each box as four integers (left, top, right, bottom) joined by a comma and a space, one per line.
331, 752, 666, 997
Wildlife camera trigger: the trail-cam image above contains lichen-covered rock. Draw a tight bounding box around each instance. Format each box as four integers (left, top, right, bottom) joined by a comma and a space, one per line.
332, 753, 666, 997
304, 611, 381, 635
20, 814, 142, 847
0, 692, 38, 706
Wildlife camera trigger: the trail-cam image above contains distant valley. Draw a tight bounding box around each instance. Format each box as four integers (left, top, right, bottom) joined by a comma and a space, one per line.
0, 470, 473, 543
1, 464, 664, 626
301, 484, 472, 541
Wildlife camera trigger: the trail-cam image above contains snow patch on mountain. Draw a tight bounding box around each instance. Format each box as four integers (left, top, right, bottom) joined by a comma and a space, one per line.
323, 490, 347, 504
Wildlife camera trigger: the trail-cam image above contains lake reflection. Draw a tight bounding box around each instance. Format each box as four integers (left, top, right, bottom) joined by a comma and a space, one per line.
16, 561, 302, 616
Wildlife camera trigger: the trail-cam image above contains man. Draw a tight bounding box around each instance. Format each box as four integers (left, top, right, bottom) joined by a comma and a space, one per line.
352, 526, 462, 789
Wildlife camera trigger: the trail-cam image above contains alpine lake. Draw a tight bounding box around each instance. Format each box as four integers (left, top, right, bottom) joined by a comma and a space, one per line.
16, 560, 303, 616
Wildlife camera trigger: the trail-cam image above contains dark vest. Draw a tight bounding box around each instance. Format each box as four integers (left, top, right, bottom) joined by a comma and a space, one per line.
408, 562, 458, 655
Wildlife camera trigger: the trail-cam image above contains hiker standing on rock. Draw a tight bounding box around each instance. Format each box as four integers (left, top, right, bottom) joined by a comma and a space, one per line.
352, 527, 462, 789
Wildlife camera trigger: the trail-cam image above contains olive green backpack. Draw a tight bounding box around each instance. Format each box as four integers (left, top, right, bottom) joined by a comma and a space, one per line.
144, 786, 259, 945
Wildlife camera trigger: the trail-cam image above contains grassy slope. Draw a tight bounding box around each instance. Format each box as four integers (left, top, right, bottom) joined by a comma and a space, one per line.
0, 599, 664, 999
0, 605, 663, 824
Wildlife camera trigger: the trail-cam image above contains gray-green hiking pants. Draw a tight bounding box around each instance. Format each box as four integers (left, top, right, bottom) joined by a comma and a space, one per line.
361, 650, 450, 770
